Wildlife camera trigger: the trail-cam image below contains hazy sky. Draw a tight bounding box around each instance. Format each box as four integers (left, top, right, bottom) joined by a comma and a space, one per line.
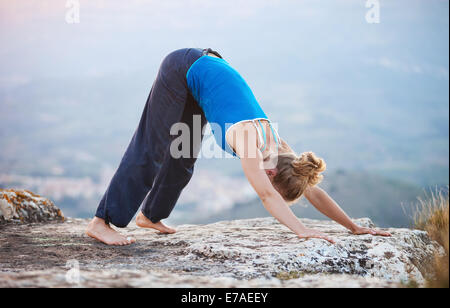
1, 0, 448, 81
0, 0, 448, 184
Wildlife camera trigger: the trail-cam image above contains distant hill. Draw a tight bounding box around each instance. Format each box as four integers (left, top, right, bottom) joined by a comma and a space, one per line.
182, 170, 429, 228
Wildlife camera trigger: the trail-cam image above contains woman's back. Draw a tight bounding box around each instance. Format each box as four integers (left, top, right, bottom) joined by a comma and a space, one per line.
186, 54, 270, 156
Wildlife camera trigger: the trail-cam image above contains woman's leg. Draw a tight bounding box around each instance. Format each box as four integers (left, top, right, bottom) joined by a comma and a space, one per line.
139, 93, 207, 225
88, 48, 203, 244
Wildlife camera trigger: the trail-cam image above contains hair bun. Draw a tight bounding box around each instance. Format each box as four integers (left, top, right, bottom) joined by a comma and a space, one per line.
291, 151, 326, 186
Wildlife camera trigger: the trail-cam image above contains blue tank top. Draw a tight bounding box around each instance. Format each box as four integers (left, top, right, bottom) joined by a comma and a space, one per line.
186, 55, 280, 157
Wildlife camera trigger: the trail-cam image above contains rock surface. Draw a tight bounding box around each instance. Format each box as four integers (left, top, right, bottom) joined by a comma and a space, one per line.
0, 189, 64, 224
0, 214, 442, 288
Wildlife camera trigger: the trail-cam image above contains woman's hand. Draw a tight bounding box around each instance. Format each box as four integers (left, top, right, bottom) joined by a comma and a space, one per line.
351, 226, 391, 237
297, 228, 336, 244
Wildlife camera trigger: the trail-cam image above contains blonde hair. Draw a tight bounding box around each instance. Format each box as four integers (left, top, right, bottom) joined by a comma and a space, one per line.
272, 151, 326, 204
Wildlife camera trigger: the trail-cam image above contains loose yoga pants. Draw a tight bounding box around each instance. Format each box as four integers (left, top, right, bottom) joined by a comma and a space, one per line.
95, 47, 223, 227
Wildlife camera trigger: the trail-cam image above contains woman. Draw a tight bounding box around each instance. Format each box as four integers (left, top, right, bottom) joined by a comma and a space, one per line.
86, 47, 391, 245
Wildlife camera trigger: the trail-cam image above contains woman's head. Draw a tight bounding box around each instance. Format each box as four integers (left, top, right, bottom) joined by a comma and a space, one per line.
266, 151, 326, 204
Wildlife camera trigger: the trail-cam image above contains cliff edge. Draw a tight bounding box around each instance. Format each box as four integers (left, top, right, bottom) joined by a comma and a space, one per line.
0, 191, 443, 288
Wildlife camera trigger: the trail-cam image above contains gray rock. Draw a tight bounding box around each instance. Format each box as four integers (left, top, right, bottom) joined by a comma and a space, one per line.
0, 189, 64, 224
0, 214, 442, 287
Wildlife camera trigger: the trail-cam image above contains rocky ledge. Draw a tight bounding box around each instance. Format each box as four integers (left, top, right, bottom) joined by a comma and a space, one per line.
0, 205, 443, 287
0, 189, 64, 224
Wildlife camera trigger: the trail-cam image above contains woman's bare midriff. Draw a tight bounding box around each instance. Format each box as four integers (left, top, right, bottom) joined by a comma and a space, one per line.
207, 52, 220, 58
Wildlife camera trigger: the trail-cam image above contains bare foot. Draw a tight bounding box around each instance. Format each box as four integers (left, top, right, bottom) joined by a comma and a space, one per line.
136, 212, 176, 234
86, 217, 136, 246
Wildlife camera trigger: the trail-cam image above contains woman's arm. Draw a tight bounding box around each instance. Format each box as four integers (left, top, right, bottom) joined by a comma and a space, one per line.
304, 186, 391, 236
279, 138, 295, 153
233, 124, 335, 243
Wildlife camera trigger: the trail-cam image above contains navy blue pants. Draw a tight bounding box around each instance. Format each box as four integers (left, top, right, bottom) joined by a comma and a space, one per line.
95, 47, 223, 227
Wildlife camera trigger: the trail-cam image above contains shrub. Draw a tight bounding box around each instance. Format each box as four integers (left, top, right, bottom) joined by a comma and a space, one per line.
413, 186, 449, 288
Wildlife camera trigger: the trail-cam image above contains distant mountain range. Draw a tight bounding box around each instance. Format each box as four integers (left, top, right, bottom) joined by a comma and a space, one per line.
173, 169, 439, 228
0, 167, 437, 228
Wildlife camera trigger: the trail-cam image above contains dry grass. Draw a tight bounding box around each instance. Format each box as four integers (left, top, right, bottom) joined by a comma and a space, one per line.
413, 186, 449, 288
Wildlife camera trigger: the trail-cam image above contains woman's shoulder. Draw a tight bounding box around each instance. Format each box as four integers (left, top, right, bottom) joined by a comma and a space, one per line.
225, 120, 261, 156
226, 120, 259, 139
